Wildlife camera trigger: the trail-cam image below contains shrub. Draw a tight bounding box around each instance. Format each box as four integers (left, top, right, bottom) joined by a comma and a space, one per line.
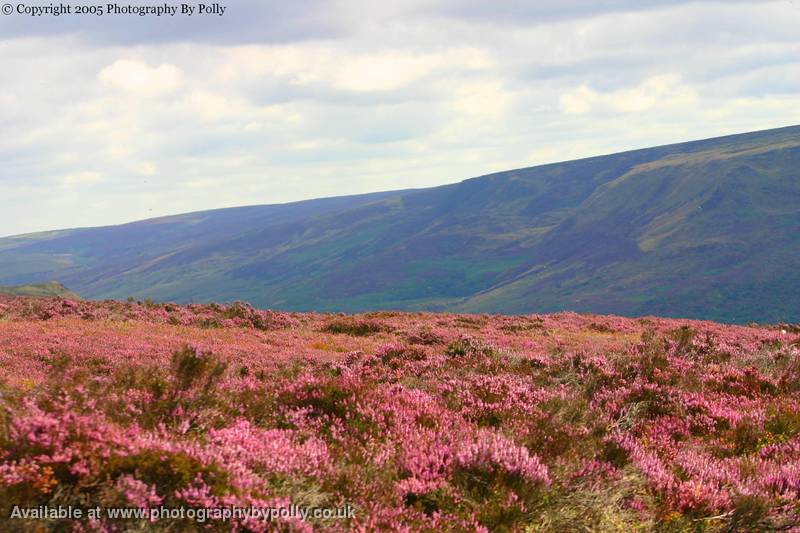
445, 336, 497, 358
406, 327, 444, 345
322, 318, 391, 336
669, 325, 696, 357
170, 345, 227, 393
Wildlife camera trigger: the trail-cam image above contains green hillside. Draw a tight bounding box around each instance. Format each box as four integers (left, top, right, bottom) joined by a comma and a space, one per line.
0, 125, 798, 323
0, 281, 81, 299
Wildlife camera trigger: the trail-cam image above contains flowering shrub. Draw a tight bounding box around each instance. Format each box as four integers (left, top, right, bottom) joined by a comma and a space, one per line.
1, 294, 800, 530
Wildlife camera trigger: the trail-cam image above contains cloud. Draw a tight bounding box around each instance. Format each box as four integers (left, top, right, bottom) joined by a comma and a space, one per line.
451, 81, 514, 118
426, 0, 760, 25
137, 162, 157, 177
333, 49, 491, 92
335, 52, 452, 92
560, 74, 699, 114
98, 59, 182, 95
62, 171, 103, 185
1, 1, 800, 237
213, 45, 492, 97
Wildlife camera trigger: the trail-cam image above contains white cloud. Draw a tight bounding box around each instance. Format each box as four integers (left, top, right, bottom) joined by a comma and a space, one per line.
62, 171, 103, 185
334, 48, 491, 92
334, 52, 444, 92
451, 80, 514, 118
97, 59, 182, 96
216, 45, 492, 94
1, 1, 800, 237
137, 162, 157, 177
560, 74, 699, 115
559, 85, 595, 114
183, 91, 242, 121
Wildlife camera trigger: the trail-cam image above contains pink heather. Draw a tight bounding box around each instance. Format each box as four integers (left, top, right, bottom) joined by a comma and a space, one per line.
1, 295, 800, 529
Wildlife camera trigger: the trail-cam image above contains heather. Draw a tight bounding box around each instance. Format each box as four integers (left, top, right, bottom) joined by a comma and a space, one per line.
1, 296, 800, 531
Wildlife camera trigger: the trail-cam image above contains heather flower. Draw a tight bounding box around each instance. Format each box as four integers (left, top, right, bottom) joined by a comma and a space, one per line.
456, 431, 550, 485
207, 420, 329, 477
174, 474, 218, 508
2, 294, 800, 530
115, 475, 163, 508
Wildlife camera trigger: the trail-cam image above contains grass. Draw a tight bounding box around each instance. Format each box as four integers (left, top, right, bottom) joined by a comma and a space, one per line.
0, 281, 80, 299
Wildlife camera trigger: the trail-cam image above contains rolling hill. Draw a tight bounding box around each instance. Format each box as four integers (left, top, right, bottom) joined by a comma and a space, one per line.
1, 125, 799, 323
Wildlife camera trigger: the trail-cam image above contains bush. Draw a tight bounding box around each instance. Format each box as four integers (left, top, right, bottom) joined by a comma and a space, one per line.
669, 326, 696, 357
406, 328, 444, 345
322, 318, 390, 336
445, 336, 497, 358
170, 345, 227, 393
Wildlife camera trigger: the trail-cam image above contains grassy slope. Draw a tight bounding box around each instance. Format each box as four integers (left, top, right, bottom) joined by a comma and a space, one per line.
0, 281, 81, 299
458, 135, 800, 322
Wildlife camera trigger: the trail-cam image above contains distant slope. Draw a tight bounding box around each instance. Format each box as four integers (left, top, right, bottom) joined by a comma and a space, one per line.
1, 125, 799, 323
0, 281, 80, 299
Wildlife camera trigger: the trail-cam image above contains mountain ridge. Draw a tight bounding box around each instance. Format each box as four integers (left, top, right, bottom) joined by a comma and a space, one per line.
2, 124, 799, 323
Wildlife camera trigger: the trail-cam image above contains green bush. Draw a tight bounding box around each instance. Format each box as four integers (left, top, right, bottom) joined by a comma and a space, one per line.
322, 319, 390, 336
170, 345, 227, 393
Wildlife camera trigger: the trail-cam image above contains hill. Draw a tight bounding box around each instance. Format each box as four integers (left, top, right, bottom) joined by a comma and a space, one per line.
1, 296, 799, 530
0, 281, 80, 299
1, 125, 799, 323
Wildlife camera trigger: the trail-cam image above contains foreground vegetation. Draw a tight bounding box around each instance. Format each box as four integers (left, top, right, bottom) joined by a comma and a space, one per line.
1, 296, 799, 531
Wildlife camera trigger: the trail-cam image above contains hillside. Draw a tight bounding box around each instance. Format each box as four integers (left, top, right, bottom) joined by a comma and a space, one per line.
1, 125, 799, 323
0, 281, 80, 299
1, 296, 800, 530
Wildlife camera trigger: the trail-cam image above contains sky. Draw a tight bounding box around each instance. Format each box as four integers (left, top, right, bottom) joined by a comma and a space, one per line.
1, 0, 800, 237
